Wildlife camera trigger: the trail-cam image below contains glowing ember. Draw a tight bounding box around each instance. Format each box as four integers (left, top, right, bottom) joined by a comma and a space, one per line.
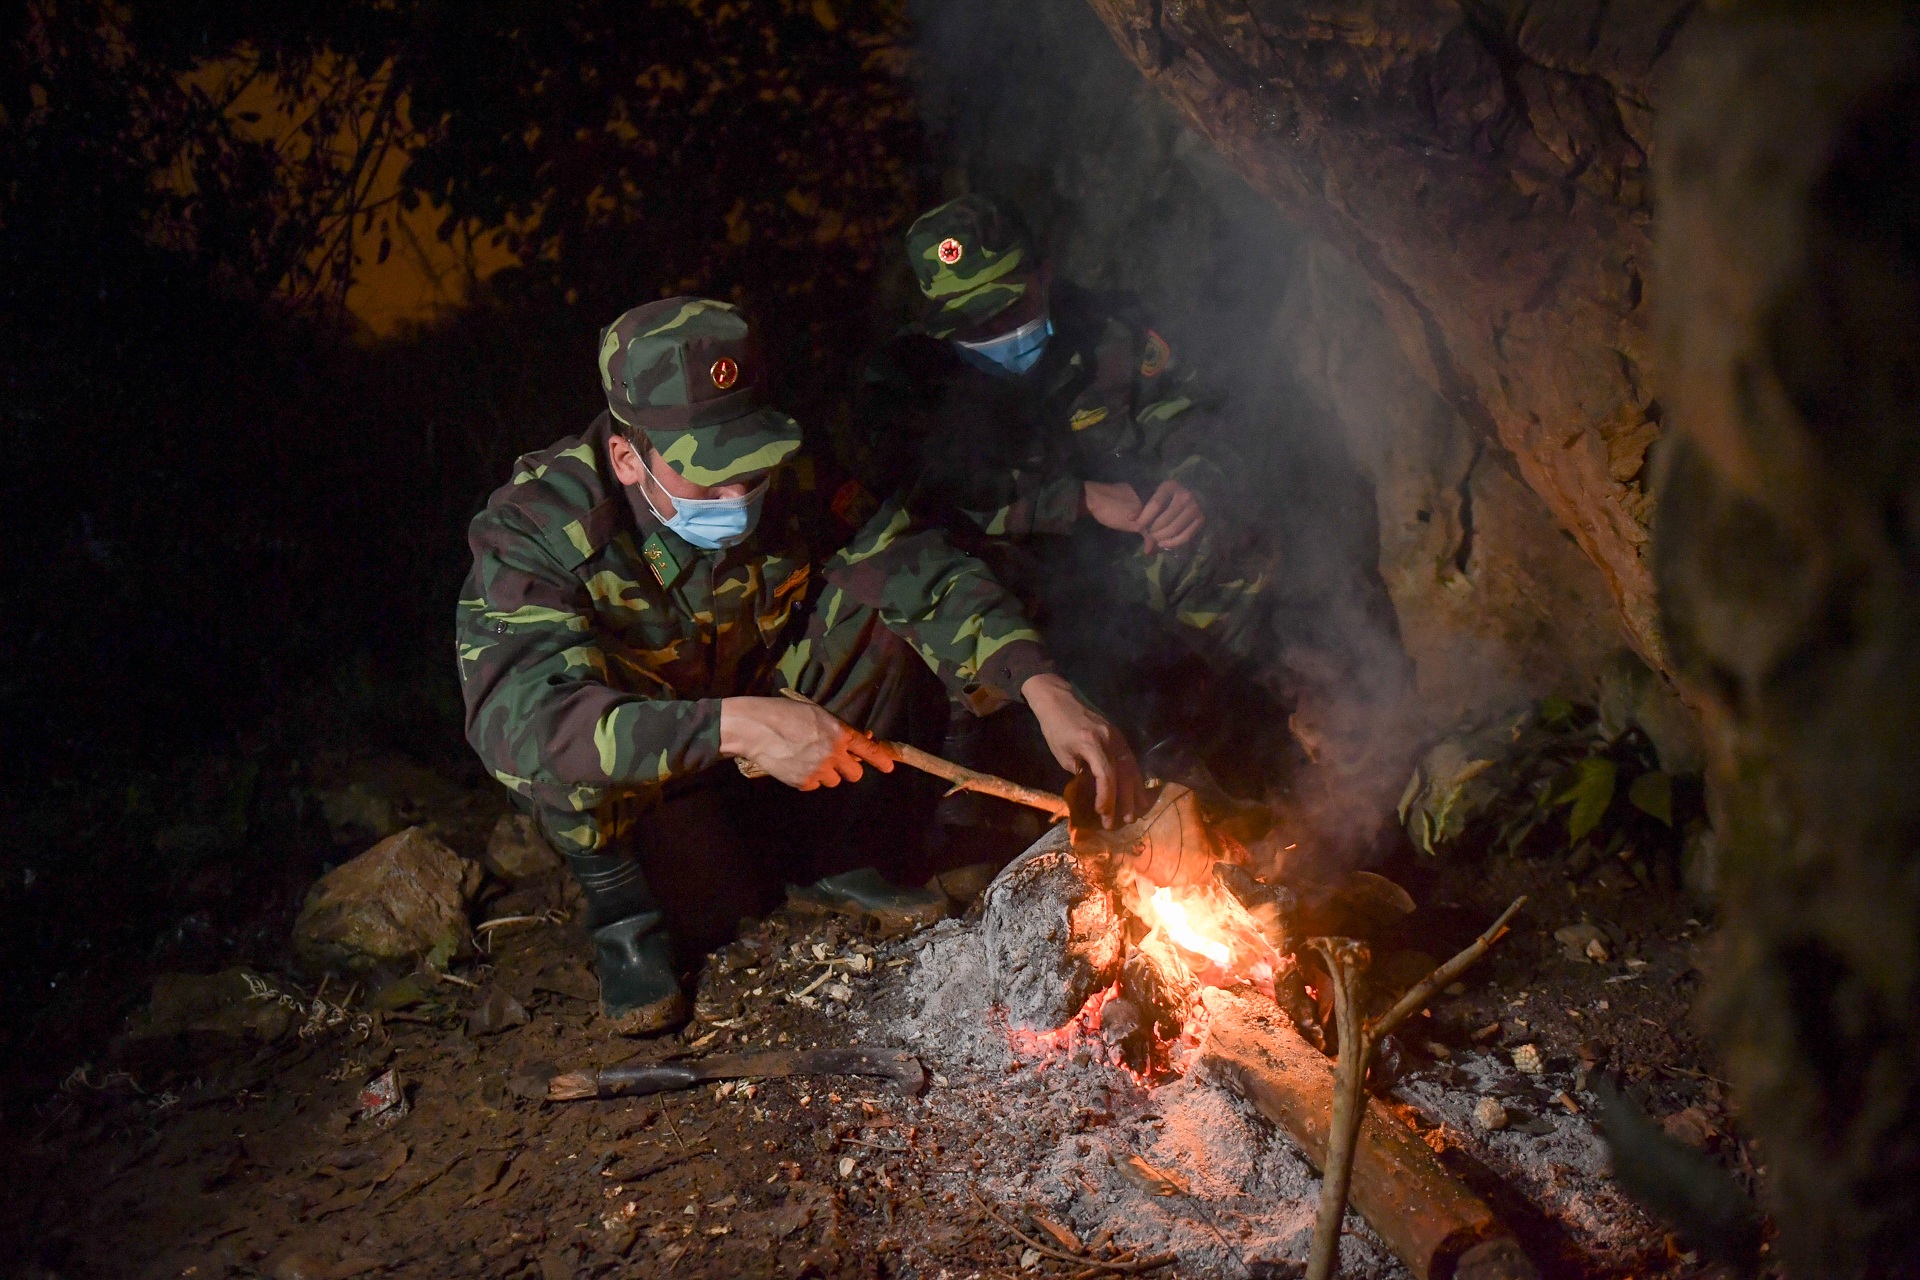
1147, 887, 1233, 967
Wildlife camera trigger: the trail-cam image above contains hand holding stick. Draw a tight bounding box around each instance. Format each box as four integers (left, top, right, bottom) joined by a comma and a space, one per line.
1305, 896, 1527, 1280
733, 688, 1069, 820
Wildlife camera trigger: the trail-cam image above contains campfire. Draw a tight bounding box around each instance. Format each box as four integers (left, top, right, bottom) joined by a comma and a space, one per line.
980, 779, 1535, 1280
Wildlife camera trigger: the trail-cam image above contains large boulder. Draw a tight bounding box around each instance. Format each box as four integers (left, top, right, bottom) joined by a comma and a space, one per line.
1653, 13, 1920, 1275
293, 827, 482, 973
982, 825, 1125, 1031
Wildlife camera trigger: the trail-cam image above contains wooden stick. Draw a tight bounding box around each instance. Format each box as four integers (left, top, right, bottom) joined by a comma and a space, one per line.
1370, 895, 1527, 1040
1203, 988, 1536, 1280
970, 1193, 1175, 1274
1306, 939, 1370, 1280
767, 688, 1069, 819
1303, 896, 1529, 1280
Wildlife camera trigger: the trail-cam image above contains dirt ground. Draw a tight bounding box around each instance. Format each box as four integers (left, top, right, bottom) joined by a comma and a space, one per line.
0, 756, 1761, 1280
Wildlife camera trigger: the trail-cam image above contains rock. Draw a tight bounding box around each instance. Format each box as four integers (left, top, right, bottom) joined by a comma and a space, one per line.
1553, 923, 1609, 964
466, 987, 530, 1038
982, 825, 1125, 1031
314, 782, 402, 842
293, 827, 481, 973
1654, 13, 1920, 1272
123, 968, 296, 1043
1085, 0, 1687, 674
1474, 1098, 1510, 1132
483, 814, 562, 881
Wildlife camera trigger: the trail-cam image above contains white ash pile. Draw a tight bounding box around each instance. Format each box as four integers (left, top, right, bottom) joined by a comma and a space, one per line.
864, 798, 1655, 1278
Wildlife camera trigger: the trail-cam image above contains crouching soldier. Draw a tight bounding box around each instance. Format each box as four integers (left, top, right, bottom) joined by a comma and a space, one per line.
848, 195, 1292, 798
457, 298, 1140, 1034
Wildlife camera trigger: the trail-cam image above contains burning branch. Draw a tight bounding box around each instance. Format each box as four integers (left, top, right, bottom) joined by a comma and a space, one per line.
1305, 896, 1527, 1280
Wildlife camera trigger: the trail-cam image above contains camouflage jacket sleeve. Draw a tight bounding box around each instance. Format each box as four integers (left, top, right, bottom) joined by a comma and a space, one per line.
916, 468, 1084, 541
455, 503, 722, 812
822, 495, 1056, 711
850, 342, 1084, 544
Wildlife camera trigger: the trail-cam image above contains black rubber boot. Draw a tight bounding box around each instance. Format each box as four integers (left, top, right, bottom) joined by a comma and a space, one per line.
565, 851, 688, 1035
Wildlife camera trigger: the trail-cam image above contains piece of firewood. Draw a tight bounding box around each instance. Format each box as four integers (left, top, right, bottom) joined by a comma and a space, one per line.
1201, 985, 1537, 1280
1304, 897, 1526, 1280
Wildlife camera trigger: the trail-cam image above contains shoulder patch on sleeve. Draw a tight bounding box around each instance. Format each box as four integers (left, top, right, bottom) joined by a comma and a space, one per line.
1139, 329, 1173, 379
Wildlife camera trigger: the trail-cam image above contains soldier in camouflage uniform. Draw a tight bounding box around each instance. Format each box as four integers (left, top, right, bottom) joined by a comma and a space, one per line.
849, 195, 1286, 794
458, 297, 1141, 1033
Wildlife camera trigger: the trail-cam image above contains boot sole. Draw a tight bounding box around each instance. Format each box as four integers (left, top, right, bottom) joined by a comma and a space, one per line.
601, 992, 689, 1037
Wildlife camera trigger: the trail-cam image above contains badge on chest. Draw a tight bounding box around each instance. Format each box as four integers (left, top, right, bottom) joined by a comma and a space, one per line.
641, 532, 682, 588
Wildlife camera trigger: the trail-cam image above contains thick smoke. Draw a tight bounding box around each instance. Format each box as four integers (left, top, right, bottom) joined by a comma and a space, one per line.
906, 0, 1423, 869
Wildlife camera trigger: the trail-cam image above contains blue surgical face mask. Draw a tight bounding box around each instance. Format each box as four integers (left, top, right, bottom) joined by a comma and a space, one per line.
954, 311, 1053, 376
636, 451, 768, 551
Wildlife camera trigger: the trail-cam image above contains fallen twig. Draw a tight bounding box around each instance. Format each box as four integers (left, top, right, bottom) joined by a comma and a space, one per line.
970, 1192, 1175, 1274
1305, 895, 1526, 1280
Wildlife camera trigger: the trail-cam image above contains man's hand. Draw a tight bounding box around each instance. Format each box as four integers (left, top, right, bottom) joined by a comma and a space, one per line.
1021, 673, 1146, 828
1083, 479, 1205, 555
1083, 480, 1144, 533
720, 696, 894, 790
1133, 479, 1204, 554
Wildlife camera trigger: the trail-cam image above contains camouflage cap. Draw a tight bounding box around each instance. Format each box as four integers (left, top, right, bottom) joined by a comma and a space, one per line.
597, 297, 803, 485
905, 195, 1036, 338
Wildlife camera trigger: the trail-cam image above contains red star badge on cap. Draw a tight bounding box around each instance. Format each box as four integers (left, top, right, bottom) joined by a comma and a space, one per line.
937, 237, 963, 266
709, 357, 739, 390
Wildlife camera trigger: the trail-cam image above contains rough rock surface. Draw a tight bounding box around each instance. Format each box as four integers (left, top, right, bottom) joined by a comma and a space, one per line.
1083, 0, 1693, 672
121, 969, 295, 1043
1277, 240, 1636, 722
293, 827, 482, 973
1653, 14, 1920, 1276
982, 825, 1124, 1030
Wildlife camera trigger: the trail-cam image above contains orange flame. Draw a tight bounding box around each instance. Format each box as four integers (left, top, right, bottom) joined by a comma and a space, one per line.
1146, 886, 1233, 968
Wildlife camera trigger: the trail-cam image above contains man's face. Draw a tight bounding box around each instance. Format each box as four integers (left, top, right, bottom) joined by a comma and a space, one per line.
607, 433, 765, 516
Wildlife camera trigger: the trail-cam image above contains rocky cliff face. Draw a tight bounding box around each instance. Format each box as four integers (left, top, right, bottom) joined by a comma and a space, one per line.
1083, 0, 1689, 673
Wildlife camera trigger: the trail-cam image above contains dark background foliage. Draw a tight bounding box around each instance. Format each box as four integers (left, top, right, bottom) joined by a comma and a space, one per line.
0, 0, 936, 1069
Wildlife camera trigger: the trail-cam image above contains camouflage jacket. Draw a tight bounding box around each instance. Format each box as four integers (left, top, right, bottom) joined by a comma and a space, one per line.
848, 283, 1247, 542
456, 413, 1053, 813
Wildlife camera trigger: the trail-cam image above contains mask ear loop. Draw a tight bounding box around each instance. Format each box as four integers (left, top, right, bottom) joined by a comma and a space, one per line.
631, 440, 678, 524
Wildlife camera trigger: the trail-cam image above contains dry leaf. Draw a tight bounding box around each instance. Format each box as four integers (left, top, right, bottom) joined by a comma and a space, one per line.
1115, 1152, 1187, 1197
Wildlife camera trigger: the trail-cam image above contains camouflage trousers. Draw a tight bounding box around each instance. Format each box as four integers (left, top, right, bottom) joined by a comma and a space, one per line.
530, 580, 946, 861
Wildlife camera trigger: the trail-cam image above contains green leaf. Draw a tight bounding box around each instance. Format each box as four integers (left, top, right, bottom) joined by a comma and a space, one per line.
1540, 696, 1576, 730
1557, 756, 1618, 844
1628, 770, 1674, 826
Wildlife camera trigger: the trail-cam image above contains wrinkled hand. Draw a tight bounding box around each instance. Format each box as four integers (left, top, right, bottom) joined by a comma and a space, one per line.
1133, 479, 1204, 554
1021, 673, 1146, 828
1082, 480, 1144, 533
720, 696, 894, 790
